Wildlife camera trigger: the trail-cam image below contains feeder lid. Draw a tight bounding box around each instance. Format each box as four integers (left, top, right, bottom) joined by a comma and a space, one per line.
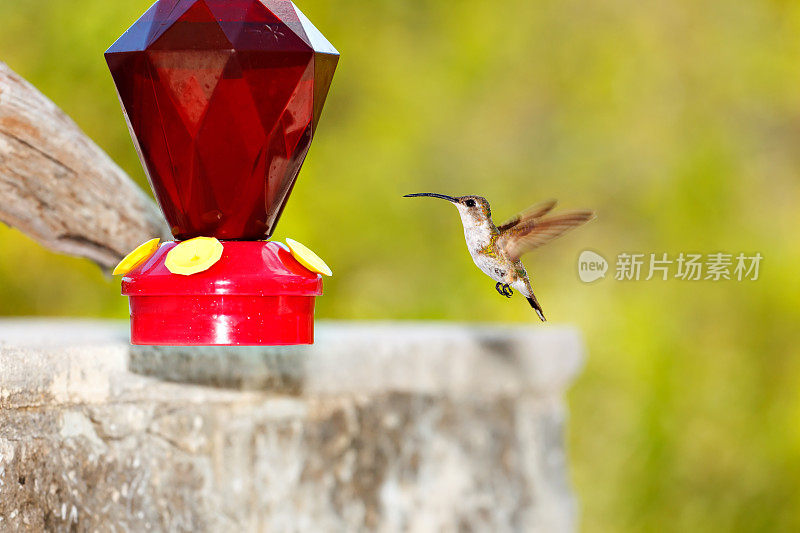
122, 240, 322, 297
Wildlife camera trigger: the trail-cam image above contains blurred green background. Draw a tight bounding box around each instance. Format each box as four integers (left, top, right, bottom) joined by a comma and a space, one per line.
1, 0, 799, 530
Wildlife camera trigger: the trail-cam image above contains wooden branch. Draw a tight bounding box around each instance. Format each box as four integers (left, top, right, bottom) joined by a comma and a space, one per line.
0, 61, 169, 270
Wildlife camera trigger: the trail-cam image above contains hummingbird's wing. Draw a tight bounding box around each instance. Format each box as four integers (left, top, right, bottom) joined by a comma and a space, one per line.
496, 199, 558, 232
498, 210, 595, 261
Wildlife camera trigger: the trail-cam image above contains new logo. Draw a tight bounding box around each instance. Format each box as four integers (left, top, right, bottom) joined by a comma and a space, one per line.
578, 250, 608, 283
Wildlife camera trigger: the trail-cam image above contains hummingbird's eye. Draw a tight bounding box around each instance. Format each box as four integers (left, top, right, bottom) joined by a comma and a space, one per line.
465, 199, 476, 208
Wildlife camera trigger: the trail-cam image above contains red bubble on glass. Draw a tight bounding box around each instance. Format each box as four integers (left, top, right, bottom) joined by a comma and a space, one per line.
106, 0, 339, 241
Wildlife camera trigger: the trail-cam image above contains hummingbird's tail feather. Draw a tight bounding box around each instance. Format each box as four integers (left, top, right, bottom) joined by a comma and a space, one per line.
526, 295, 546, 322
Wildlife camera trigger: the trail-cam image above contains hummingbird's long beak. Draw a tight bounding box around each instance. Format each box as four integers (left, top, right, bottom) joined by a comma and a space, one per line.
403, 193, 459, 203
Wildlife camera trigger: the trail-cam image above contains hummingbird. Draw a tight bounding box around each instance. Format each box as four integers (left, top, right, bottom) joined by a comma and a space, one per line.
404, 193, 594, 321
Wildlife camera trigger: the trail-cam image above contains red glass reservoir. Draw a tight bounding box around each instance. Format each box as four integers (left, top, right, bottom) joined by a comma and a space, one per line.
106, 0, 339, 240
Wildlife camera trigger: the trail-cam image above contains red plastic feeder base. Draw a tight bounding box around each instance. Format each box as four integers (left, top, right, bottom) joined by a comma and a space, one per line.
122, 241, 323, 346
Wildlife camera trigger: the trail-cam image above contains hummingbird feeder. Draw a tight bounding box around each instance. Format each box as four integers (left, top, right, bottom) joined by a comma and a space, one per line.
105, 0, 339, 346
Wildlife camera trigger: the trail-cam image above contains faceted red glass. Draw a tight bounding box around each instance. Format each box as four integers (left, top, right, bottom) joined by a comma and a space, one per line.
106, 0, 339, 240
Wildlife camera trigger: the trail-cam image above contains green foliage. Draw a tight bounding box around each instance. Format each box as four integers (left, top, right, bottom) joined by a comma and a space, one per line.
1, 0, 799, 530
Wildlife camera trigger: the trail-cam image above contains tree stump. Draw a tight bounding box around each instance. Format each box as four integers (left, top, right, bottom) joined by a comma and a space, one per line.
0, 320, 582, 532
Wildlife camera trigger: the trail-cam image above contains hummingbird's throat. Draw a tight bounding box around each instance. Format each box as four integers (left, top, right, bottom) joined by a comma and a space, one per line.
453, 205, 485, 227
463, 223, 495, 252
459, 211, 491, 231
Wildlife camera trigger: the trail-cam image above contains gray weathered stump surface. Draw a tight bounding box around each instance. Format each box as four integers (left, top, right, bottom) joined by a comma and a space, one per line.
0, 320, 583, 532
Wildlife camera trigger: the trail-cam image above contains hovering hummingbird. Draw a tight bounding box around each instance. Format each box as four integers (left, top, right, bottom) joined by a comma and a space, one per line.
404, 193, 594, 321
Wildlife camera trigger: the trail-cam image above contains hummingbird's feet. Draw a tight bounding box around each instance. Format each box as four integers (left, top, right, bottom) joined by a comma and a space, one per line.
495, 282, 514, 298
